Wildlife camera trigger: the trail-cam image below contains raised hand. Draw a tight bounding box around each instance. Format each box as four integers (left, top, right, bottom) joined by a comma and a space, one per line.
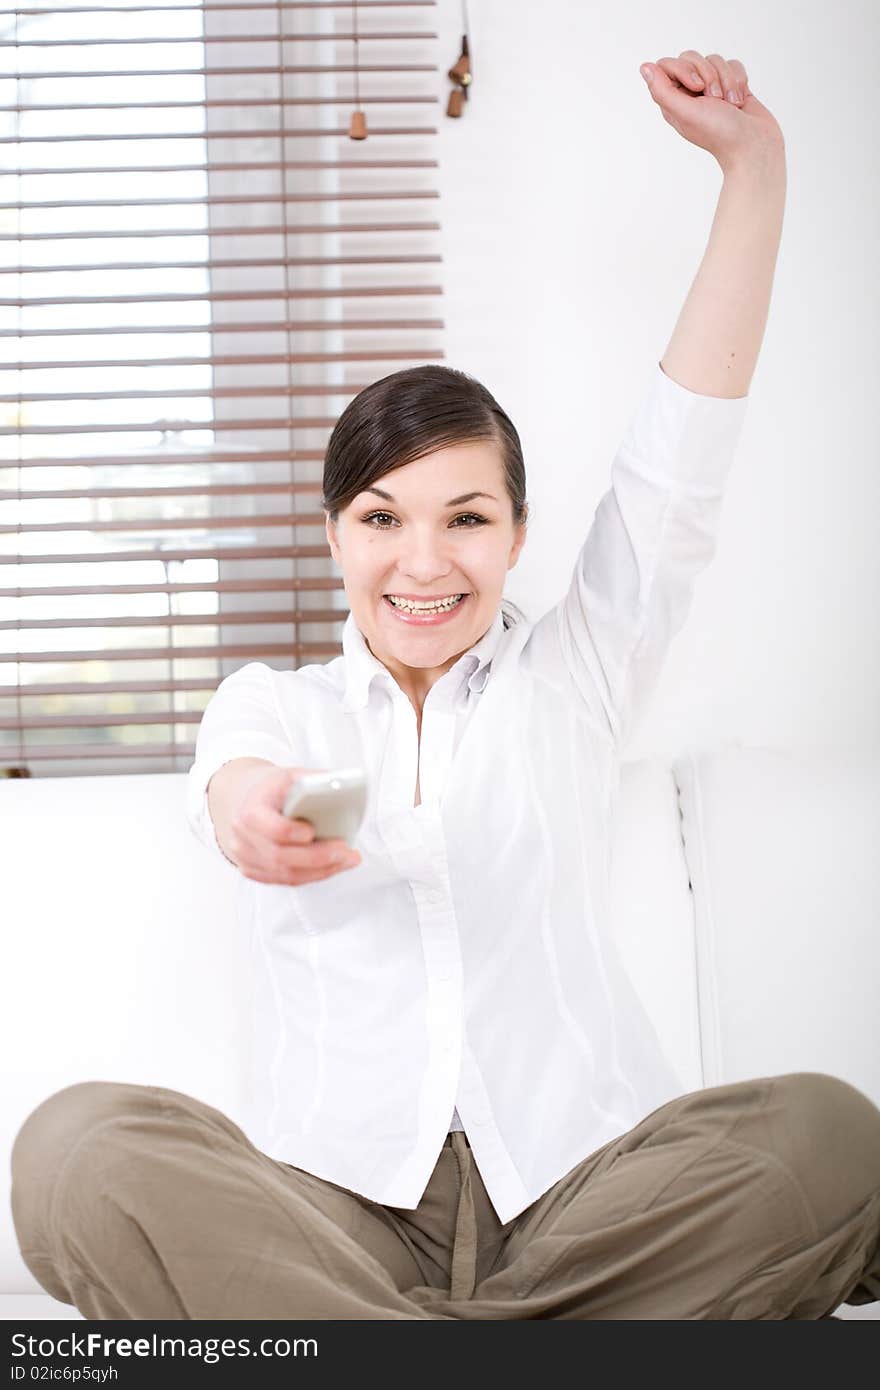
640, 50, 785, 175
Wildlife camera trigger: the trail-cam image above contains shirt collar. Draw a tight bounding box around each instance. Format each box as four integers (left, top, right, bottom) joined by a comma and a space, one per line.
341, 603, 509, 713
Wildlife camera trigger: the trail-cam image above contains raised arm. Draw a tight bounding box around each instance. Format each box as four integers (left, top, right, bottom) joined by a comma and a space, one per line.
522, 48, 785, 749
640, 49, 787, 398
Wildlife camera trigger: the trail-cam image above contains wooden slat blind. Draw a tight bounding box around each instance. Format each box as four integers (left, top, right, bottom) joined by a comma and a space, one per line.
1, 0, 443, 776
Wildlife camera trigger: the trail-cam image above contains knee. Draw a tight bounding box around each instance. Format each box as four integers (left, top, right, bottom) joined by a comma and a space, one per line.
12, 1081, 151, 1182
767, 1072, 880, 1223
772, 1071, 880, 1146
11, 1081, 159, 1240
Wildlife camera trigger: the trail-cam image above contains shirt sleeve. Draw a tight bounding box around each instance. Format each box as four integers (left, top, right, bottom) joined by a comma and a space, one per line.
185, 661, 297, 862
526, 361, 750, 751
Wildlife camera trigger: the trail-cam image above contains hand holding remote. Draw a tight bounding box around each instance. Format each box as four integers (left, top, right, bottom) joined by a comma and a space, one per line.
215, 763, 362, 885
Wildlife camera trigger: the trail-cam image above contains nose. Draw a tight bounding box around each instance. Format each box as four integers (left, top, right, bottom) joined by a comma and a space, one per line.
393, 529, 458, 585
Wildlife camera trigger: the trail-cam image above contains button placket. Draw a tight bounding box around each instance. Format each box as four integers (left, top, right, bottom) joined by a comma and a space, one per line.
417, 686, 458, 809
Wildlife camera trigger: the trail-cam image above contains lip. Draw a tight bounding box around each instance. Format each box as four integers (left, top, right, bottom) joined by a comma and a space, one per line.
382, 593, 469, 625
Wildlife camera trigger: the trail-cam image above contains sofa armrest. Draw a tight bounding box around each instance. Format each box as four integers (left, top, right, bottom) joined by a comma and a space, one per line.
608, 758, 703, 1095
672, 744, 880, 1108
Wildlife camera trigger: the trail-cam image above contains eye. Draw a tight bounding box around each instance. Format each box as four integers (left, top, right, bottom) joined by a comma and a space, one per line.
361, 511, 488, 529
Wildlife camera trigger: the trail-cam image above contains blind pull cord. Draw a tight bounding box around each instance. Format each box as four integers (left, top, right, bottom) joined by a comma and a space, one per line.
447, 0, 471, 119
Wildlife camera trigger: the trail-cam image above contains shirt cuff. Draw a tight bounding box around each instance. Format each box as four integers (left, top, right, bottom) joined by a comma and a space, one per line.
618, 360, 750, 496
185, 756, 240, 867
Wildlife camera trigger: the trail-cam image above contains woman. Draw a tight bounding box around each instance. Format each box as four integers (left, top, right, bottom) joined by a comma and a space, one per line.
12, 50, 880, 1320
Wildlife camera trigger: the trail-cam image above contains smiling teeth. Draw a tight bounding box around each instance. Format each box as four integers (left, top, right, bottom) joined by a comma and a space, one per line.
387, 594, 463, 612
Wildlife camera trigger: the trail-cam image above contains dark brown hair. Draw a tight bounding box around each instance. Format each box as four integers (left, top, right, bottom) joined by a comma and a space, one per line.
322, 364, 529, 527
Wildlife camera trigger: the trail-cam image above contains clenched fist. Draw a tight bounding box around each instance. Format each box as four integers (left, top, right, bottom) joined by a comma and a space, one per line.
640, 50, 785, 174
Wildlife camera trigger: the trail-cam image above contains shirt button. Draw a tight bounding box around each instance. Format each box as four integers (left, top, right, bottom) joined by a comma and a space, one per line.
425, 887, 445, 904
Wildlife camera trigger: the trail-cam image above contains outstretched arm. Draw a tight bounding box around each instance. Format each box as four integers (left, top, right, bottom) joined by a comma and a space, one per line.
640, 50, 787, 399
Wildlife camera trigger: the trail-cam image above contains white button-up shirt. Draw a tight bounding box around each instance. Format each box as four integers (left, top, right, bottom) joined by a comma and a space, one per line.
186, 361, 749, 1224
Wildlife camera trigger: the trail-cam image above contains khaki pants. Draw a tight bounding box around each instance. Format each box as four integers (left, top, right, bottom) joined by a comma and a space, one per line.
10, 1072, 880, 1320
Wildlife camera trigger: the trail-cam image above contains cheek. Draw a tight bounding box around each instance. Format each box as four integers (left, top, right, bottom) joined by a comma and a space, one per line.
473, 542, 509, 578
345, 539, 380, 571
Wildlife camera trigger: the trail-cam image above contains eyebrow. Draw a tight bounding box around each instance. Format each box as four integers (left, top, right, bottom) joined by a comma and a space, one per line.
361, 487, 498, 506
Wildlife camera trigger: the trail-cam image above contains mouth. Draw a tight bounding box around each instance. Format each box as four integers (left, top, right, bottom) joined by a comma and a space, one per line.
382, 593, 469, 625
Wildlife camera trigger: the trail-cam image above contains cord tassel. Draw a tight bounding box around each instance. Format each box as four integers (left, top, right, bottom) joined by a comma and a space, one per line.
446, 4, 472, 120
348, 0, 367, 140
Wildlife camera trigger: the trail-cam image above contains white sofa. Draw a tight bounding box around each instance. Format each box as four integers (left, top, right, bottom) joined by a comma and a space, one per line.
3, 745, 878, 1321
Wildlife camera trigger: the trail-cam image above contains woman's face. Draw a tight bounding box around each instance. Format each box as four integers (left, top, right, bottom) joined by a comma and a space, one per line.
325, 439, 526, 707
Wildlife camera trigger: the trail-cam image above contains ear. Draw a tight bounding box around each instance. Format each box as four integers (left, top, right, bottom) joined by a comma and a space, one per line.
507, 518, 527, 569
325, 512, 341, 567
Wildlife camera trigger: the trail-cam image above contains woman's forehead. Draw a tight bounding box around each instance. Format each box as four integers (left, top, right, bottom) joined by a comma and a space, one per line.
367, 438, 506, 492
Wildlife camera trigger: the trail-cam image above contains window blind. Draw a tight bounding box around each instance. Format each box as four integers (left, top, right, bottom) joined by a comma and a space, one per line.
1, 0, 443, 776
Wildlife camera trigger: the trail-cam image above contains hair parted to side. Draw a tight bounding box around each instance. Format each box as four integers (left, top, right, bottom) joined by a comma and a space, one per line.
322, 364, 529, 527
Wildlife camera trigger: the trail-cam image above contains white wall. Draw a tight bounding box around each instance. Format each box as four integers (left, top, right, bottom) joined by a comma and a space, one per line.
433, 0, 879, 761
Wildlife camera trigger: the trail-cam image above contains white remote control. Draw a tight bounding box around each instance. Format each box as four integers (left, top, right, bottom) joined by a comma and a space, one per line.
281, 766, 367, 844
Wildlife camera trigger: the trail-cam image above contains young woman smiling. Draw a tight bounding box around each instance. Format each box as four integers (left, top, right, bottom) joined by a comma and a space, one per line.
12, 50, 880, 1322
